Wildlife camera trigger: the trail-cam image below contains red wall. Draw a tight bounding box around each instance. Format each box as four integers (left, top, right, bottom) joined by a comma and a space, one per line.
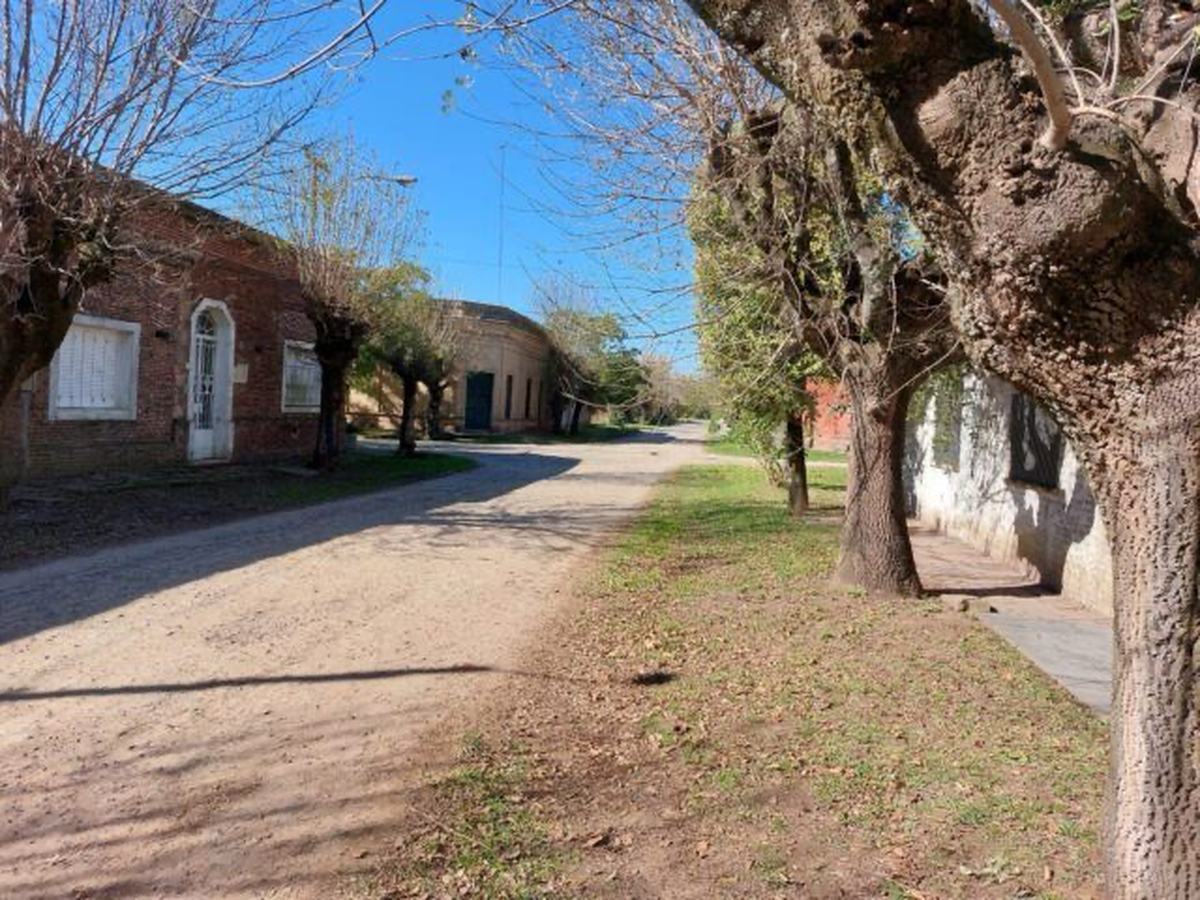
810, 380, 850, 451
3, 202, 318, 478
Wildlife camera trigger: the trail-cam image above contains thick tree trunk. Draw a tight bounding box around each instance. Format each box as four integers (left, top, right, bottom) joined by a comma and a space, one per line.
1091, 435, 1200, 900
397, 379, 418, 457
569, 401, 583, 436
838, 376, 921, 596
785, 413, 809, 517
311, 358, 348, 471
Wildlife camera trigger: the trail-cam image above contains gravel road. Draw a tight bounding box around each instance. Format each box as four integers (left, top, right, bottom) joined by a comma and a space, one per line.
0, 424, 706, 899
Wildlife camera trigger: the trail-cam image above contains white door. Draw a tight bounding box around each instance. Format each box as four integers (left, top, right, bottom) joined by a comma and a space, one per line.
189, 309, 233, 461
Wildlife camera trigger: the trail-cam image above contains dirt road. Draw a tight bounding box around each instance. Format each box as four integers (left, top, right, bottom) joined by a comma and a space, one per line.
0, 424, 706, 899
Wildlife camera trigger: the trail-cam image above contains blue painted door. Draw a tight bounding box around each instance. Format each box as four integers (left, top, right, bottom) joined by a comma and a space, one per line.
465, 372, 494, 430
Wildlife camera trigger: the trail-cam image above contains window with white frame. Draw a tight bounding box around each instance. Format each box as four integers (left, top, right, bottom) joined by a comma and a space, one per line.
282, 341, 321, 413
49, 314, 140, 420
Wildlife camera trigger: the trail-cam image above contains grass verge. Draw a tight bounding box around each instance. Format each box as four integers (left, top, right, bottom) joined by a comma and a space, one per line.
362, 463, 1106, 899
707, 435, 847, 465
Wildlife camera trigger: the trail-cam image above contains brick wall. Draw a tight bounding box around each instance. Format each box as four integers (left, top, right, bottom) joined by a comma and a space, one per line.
13, 201, 318, 477
810, 380, 850, 451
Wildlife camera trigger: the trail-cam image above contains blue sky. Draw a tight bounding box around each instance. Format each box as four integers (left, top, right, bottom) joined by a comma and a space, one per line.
302, 6, 700, 369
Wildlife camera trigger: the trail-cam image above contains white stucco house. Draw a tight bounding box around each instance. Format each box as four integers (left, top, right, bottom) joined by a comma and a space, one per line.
905, 368, 1114, 616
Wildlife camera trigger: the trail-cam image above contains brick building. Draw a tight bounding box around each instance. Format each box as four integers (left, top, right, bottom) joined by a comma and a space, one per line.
349, 300, 556, 435
0, 200, 319, 480
904, 368, 1113, 616
809, 379, 851, 451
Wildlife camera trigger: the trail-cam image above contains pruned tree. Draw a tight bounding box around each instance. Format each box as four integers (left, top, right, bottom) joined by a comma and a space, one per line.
258, 140, 420, 469
0, 0, 353, 413
684, 1, 1200, 893
697, 104, 960, 592
365, 287, 455, 456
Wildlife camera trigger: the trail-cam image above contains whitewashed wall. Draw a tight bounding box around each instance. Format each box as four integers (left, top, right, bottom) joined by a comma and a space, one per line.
904, 372, 1114, 616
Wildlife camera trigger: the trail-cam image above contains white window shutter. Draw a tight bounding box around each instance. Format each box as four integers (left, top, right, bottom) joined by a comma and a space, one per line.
50, 317, 139, 419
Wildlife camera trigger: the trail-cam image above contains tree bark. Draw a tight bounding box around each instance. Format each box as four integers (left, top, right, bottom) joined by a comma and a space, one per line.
426, 384, 445, 440
397, 378, 418, 457
311, 356, 348, 471
1086, 427, 1200, 900
569, 401, 583, 436
684, 1, 1200, 889
838, 374, 921, 596
785, 413, 809, 517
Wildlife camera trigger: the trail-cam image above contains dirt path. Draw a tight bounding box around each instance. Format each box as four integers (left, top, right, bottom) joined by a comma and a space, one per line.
0, 424, 706, 900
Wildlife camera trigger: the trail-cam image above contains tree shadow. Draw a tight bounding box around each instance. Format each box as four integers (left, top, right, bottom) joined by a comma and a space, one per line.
0, 448, 581, 647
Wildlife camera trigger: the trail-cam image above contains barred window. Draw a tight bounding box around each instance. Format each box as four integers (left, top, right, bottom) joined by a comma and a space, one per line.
1009, 392, 1063, 489
282, 341, 321, 413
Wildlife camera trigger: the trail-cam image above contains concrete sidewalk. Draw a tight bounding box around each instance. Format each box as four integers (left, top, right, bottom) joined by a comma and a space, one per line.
911, 524, 1113, 715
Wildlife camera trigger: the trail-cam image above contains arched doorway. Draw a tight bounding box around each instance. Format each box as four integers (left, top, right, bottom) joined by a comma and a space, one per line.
188, 300, 236, 461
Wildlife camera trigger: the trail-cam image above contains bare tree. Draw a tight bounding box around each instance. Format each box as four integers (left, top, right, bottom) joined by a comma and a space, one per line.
256, 140, 420, 468
0, 0, 359, 410
684, 1, 1200, 893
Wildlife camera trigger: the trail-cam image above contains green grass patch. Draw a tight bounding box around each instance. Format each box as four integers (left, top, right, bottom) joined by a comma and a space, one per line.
361, 735, 563, 899
707, 434, 847, 466
269, 450, 475, 507
581, 462, 1106, 897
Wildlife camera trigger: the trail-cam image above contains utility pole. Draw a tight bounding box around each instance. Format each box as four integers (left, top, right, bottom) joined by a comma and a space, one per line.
496, 143, 506, 304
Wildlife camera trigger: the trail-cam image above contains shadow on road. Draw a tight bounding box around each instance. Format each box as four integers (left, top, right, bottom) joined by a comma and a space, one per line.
0, 449, 579, 648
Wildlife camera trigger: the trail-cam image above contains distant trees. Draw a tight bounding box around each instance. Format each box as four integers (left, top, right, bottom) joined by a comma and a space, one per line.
257, 139, 420, 469
539, 289, 648, 434
360, 286, 460, 456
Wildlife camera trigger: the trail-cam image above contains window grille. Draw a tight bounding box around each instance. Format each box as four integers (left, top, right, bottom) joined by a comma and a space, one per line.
1009, 392, 1063, 489
283, 342, 322, 412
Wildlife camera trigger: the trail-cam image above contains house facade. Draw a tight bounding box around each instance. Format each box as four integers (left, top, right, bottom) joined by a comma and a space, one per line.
348, 300, 555, 435
0, 201, 320, 481
904, 368, 1113, 616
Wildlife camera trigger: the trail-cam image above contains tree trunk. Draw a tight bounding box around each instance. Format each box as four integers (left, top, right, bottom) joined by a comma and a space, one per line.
1091, 435, 1200, 900
311, 357, 348, 471
569, 401, 583, 436
426, 384, 445, 440
785, 413, 809, 517
837, 376, 921, 596
397, 378, 418, 457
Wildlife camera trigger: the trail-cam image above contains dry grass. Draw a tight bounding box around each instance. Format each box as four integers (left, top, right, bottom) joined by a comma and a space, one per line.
357, 464, 1106, 900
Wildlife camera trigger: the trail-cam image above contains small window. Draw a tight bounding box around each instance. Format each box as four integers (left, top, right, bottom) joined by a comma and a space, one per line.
282, 341, 322, 413
1009, 392, 1063, 489
504, 374, 514, 419
49, 314, 140, 420
524, 377, 532, 419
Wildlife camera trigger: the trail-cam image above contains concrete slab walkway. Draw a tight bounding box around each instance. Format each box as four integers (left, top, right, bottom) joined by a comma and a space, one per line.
911, 524, 1114, 715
